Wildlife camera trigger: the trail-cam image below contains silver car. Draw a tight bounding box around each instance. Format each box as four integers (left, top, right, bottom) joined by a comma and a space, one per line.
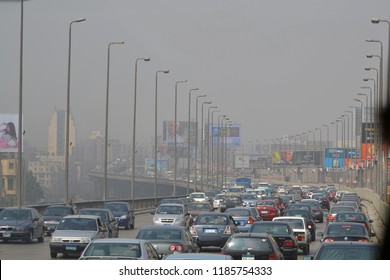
151, 203, 192, 227
49, 214, 109, 258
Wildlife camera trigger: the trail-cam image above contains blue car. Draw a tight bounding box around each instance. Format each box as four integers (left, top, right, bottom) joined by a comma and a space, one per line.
103, 201, 135, 230
224, 207, 261, 232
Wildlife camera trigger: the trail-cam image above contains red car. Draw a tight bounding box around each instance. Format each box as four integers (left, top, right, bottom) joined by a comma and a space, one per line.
255, 200, 280, 221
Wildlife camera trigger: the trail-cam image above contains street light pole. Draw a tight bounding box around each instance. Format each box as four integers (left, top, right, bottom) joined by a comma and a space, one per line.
206, 106, 217, 186
200, 101, 212, 191
154, 69, 169, 205
211, 109, 220, 186
217, 114, 226, 187
132, 57, 150, 207
65, 17, 86, 204
194, 94, 206, 190
187, 88, 199, 193
174, 80, 188, 197
104, 41, 125, 202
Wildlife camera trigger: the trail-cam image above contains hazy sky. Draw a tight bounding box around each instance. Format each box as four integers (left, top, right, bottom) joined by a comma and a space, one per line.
1, 0, 389, 151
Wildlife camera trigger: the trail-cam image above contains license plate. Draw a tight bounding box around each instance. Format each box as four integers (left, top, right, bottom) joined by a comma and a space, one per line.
242, 254, 254, 260
204, 228, 217, 233
3, 232, 11, 238
261, 210, 268, 213
66, 245, 77, 251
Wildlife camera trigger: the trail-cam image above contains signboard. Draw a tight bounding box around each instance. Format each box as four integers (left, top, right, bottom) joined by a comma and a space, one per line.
272, 150, 322, 166
361, 123, 375, 144
163, 121, 196, 157
145, 158, 169, 173
210, 124, 240, 148
324, 158, 345, 168
0, 114, 20, 153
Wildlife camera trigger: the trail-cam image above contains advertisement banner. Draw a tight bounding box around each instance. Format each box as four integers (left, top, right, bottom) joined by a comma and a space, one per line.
145, 158, 169, 173
0, 114, 20, 153
324, 158, 345, 168
361, 143, 375, 160
210, 124, 240, 148
272, 150, 322, 165
163, 121, 196, 157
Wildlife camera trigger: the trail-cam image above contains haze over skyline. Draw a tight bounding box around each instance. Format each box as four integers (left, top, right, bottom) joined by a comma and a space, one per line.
1, 0, 389, 151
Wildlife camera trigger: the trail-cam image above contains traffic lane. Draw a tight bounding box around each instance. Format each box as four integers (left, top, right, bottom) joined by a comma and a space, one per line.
0, 212, 153, 260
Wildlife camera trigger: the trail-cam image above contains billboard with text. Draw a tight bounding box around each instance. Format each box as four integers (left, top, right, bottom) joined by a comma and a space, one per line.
210, 124, 240, 148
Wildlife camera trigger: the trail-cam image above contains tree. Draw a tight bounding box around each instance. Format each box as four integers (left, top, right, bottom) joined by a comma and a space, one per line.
24, 170, 44, 205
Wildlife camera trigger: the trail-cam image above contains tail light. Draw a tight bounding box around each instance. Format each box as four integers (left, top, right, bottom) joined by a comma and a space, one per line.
247, 217, 254, 224
296, 234, 305, 241
358, 239, 369, 242
224, 226, 232, 234
327, 214, 334, 222
190, 226, 197, 235
169, 244, 184, 251
268, 252, 279, 260
282, 239, 295, 247
323, 238, 334, 242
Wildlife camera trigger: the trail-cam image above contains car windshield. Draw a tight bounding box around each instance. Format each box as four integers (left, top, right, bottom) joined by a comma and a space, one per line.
317, 246, 379, 260
331, 206, 355, 214
105, 204, 128, 212
196, 215, 227, 225
256, 201, 274, 206
43, 207, 72, 217
241, 194, 257, 199
336, 213, 365, 222
276, 219, 304, 229
156, 205, 183, 214
225, 237, 271, 251
137, 228, 182, 240
0, 209, 31, 220
187, 204, 210, 211
57, 218, 97, 231
191, 194, 205, 198
83, 243, 141, 258
327, 225, 366, 235
79, 210, 109, 222
251, 224, 290, 234
225, 209, 251, 217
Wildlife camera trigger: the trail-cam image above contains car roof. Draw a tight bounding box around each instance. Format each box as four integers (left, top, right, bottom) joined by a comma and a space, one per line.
164, 253, 233, 260
157, 203, 184, 207
318, 241, 379, 247
230, 232, 272, 238
79, 208, 110, 212
273, 216, 305, 221
138, 225, 185, 231
89, 238, 144, 244
62, 214, 101, 219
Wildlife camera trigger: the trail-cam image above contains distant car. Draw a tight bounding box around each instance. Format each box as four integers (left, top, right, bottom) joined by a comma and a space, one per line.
311, 193, 330, 210
240, 193, 258, 207
79, 238, 160, 260
186, 202, 214, 221
0, 207, 44, 244
212, 194, 226, 209
273, 216, 311, 255
224, 207, 261, 232
334, 211, 374, 233
152, 203, 192, 227
42, 204, 77, 236
188, 192, 208, 202
136, 225, 199, 256
221, 233, 284, 260
49, 214, 109, 258
163, 253, 233, 260
78, 208, 119, 238
255, 200, 280, 221
189, 212, 239, 249
299, 199, 324, 222
157, 198, 185, 206
307, 241, 380, 260
327, 205, 357, 224
335, 200, 360, 212
249, 221, 299, 260
103, 201, 135, 230
220, 195, 243, 212
283, 208, 316, 241
318, 222, 373, 242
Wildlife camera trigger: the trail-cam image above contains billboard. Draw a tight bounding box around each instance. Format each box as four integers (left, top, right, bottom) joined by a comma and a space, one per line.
162, 121, 196, 157
145, 158, 169, 173
272, 150, 322, 166
361, 123, 375, 144
0, 114, 20, 153
210, 124, 240, 148
234, 155, 270, 169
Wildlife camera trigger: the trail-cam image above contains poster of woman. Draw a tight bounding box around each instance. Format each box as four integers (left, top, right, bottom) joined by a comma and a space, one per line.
0, 114, 19, 153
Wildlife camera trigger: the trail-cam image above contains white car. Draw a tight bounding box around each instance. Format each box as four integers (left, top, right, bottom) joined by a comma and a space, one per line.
272, 216, 311, 255
213, 194, 225, 209
188, 192, 207, 202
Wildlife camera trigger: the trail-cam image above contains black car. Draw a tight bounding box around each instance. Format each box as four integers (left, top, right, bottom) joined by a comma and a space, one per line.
103, 201, 135, 230
220, 195, 243, 212
299, 199, 324, 222
249, 221, 299, 260
42, 204, 77, 236
0, 207, 44, 243
311, 193, 330, 210
221, 233, 284, 260
78, 208, 119, 238
318, 222, 372, 242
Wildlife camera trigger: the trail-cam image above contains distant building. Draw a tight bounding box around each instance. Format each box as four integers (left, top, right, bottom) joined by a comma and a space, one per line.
48, 109, 76, 157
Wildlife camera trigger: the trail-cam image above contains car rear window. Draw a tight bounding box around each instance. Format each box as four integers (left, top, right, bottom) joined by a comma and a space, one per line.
225, 209, 251, 217
250, 224, 290, 234
226, 237, 272, 251
195, 215, 227, 225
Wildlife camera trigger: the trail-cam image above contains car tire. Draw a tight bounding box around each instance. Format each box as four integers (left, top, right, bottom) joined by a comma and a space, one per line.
130, 221, 135, 230
25, 231, 33, 244
50, 251, 57, 258
37, 230, 44, 243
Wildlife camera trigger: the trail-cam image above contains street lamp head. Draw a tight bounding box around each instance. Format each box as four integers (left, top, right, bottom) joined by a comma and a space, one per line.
190, 88, 200, 92
74, 18, 86, 23
364, 67, 371, 71
143, 57, 151, 62
366, 54, 373, 58
363, 78, 369, 82
371, 18, 380, 24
